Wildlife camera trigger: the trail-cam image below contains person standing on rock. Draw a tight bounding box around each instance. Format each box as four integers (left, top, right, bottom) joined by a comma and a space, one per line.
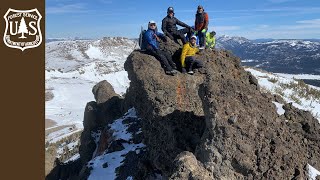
162, 7, 194, 44
144, 20, 178, 76
180, 35, 203, 75
206, 30, 216, 49
194, 5, 209, 49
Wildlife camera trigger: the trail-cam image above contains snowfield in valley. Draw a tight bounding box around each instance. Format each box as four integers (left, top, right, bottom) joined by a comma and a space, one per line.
45, 37, 136, 143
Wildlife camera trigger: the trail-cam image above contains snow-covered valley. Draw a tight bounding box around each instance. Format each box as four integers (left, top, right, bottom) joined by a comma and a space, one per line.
45, 37, 136, 143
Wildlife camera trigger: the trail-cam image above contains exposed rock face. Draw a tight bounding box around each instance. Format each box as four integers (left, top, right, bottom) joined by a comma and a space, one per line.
170, 151, 212, 180
47, 80, 125, 180
124, 43, 208, 175
124, 39, 320, 179
80, 80, 124, 165
48, 38, 320, 180
195, 50, 320, 179
92, 80, 118, 104
46, 159, 82, 180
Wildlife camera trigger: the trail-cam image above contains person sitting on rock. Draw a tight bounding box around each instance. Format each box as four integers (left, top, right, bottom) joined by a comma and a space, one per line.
162, 7, 194, 44
180, 35, 203, 75
144, 20, 178, 76
194, 5, 209, 49
206, 30, 216, 49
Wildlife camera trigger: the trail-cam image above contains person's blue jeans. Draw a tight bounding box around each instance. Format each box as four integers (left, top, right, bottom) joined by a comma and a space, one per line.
198, 30, 206, 47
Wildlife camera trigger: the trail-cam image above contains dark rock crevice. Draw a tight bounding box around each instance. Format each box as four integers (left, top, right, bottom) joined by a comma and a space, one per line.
142, 110, 206, 175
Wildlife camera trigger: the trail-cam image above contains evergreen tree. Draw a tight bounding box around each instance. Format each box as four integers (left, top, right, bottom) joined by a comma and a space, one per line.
18, 17, 28, 39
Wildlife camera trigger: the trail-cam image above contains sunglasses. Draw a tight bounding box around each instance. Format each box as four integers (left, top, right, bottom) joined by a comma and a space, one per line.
150, 23, 156, 26
198, 8, 202, 10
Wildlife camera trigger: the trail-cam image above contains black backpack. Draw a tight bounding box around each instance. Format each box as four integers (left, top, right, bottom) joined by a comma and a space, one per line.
139, 27, 147, 50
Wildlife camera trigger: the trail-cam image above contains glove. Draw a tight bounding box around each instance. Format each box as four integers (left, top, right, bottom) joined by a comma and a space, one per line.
194, 31, 198, 35
201, 29, 206, 33
181, 68, 187, 73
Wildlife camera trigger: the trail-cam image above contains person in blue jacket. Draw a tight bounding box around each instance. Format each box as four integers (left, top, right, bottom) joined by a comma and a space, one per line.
144, 20, 178, 76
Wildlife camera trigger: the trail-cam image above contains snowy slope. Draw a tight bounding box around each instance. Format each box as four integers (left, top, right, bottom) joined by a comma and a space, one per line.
217, 36, 320, 75
245, 67, 320, 123
247, 67, 320, 179
88, 108, 145, 180
45, 37, 136, 143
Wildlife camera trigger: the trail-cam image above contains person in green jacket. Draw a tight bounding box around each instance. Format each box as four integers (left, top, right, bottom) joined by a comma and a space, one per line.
206, 31, 216, 49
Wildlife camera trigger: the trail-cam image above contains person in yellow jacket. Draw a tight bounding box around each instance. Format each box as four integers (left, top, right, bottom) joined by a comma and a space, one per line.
206, 31, 216, 49
180, 35, 203, 75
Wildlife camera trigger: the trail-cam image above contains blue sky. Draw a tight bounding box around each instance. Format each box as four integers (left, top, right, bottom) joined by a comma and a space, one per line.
46, 0, 320, 39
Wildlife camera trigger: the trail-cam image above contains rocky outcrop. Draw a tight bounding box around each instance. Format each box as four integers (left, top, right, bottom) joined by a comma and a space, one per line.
170, 151, 212, 179
46, 80, 125, 180
92, 80, 118, 104
195, 50, 320, 179
123, 38, 320, 179
47, 37, 320, 180
80, 80, 124, 167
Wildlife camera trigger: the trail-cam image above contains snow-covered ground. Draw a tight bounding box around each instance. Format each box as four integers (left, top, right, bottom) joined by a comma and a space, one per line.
45, 38, 136, 143
246, 67, 320, 123
308, 164, 320, 180
275, 73, 320, 81
88, 108, 145, 180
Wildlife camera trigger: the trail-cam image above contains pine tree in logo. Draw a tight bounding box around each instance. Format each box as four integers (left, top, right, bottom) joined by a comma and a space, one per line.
18, 17, 28, 39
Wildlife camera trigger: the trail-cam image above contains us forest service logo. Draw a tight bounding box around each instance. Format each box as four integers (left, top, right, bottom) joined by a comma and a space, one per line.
3, 8, 42, 51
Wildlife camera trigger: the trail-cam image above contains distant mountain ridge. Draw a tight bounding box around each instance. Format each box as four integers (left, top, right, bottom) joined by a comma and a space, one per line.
216, 35, 320, 75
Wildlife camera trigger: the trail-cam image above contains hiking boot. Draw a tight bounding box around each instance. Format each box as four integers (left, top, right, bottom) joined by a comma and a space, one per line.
199, 46, 205, 50
187, 70, 194, 75
171, 70, 179, 74
165, 71, 175, 76
172, 64, 177, 70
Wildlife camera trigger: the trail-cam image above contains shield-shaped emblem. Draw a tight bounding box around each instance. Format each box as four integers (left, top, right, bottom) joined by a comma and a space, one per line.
3, 8, 42, 51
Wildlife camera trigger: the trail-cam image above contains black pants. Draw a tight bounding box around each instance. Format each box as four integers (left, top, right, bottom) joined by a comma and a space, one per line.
198, 30, 206, 47
185, 56, 203, 71
169, 28, 192, 44
147, 49, 176, 71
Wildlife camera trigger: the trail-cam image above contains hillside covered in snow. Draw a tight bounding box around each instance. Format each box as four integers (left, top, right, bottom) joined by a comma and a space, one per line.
217, 35, 320, 76
45, 37, 136, 175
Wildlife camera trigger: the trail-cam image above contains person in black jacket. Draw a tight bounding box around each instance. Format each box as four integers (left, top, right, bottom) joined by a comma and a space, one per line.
162, 7, 193, 44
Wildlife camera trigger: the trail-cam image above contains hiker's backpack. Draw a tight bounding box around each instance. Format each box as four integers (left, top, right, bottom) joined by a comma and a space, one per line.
139, 27, 147, 50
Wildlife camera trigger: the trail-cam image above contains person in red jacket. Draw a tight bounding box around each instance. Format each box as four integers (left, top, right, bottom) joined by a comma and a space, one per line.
194, 5, 209, 49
